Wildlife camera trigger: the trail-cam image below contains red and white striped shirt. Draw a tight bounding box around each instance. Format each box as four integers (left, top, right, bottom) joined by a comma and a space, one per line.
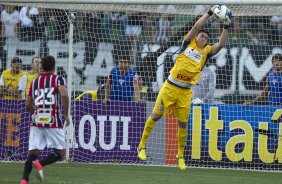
28, 72, 66, 128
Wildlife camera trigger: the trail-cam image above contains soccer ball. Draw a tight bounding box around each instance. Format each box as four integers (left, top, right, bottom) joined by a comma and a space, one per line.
213, 5, 230, 21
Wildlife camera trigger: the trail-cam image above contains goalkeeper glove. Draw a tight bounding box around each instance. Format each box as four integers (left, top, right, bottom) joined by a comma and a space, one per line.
223, 8, 232, 29
208, 5, 220, 16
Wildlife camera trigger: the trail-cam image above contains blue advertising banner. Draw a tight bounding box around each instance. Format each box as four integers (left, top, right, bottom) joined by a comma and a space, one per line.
187, 104, 282, 169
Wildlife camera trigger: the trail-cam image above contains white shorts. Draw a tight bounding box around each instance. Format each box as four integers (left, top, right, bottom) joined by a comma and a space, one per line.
28, 126, 66, 150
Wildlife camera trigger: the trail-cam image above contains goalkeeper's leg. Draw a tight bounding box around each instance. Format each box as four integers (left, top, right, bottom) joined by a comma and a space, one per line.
174, 89, 191, 170
176, 122, 187, 171
138, 113, 162, 160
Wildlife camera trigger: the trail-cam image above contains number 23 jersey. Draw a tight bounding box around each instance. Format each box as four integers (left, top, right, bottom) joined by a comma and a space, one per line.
28, 72, 66, 128
170, 37, 212, 85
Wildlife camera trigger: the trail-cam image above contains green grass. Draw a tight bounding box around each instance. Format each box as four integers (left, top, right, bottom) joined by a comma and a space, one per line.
1, 162, 282, 184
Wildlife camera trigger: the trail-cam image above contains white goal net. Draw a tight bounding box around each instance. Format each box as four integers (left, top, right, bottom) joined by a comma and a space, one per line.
0, 0, 282, 172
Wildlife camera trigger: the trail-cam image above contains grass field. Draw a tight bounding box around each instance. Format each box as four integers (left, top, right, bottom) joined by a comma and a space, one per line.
1, 162, 282, 184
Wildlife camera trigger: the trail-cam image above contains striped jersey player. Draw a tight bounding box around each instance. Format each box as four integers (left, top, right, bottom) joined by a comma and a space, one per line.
21, 55, 70, 184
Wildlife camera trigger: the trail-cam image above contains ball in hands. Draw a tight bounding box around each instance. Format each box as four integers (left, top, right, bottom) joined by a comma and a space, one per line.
213, 5, 231, 22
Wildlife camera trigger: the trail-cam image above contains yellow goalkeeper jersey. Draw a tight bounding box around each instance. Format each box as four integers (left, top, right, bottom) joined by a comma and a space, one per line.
170, 37, 212, 85
25, 71, 39, 95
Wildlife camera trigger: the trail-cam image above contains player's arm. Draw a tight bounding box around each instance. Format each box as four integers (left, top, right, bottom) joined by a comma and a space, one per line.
103, 78, 111, 103
133, 73, 141, 102
17, 74, 27, 98
210, 27, 229, 56
58, 85, 69, 116
210, 8, 231, 56
25, 95, 34, 114
103, 72, 112, 104
58, 85, 69, 113
58, 84, 70, 126
0, 74, 4, 97
186, 5, 218, 41
25, 78, 34, 114
244, 81, 269, 105
186, 13, 210, 41
57, 76, 69, 126
0, 74, 13, 96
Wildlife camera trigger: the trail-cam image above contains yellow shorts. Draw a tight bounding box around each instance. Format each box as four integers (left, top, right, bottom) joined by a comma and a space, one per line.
153, 81, 192, 122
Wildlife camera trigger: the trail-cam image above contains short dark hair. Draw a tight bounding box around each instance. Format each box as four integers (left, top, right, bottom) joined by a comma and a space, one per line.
118, 55, 130, 62
272, 53, 282, 61
41, 55, 55, 72
11, 57, 22, 64
197, 29, 210, 37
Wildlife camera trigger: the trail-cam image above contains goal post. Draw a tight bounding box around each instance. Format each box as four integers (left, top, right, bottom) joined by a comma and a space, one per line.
0, 0, 281, 172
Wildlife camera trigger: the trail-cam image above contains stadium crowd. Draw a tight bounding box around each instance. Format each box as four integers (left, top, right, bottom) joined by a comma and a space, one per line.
0, 5, 280, 44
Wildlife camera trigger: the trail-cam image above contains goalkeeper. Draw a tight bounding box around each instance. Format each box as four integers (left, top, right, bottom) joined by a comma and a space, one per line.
137, 5, 231, 170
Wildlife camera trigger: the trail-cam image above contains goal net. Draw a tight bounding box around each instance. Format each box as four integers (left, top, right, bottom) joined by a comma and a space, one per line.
0, 0, 282, 172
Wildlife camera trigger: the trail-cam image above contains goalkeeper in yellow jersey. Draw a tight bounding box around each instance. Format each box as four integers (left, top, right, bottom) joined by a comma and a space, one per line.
137, 5, 231, 170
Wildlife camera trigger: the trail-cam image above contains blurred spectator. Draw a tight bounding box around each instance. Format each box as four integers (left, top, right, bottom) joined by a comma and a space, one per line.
33, 8, 50, 39
72, 11, 104, 85
142, 12, 155, 42
1, 5, 19, 38
192, 66, 216, 104
0, 57, 27, 99
52, 9, 69, 43
243, 16, 268, 45
25, 57, 41, 96
194, 5, 210, 16
19, 6, 39, 40
104, 12, 126, 39
244, 53, 282, 106
269, 16, 282, 45
75, 84, 105, 101
103, 54, 141, 104
0, 4, 5, 36
125, 12, 144, 41
212, 16, 240, 41
154, 5, 175, 44
83, 10, 104, 66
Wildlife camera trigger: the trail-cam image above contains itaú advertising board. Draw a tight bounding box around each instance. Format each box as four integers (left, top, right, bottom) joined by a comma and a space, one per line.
166, 104, 282, 170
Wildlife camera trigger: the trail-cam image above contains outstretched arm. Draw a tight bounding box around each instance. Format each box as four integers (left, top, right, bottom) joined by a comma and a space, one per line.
133, 80, 141, 102
211, 7, 232, 55
186, 5, 219, 41
211, 27, 229, 55
103, 78, 111, 104
133, 74, 141, 102
186, 13, 210, 41
244, 82, 269, 105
